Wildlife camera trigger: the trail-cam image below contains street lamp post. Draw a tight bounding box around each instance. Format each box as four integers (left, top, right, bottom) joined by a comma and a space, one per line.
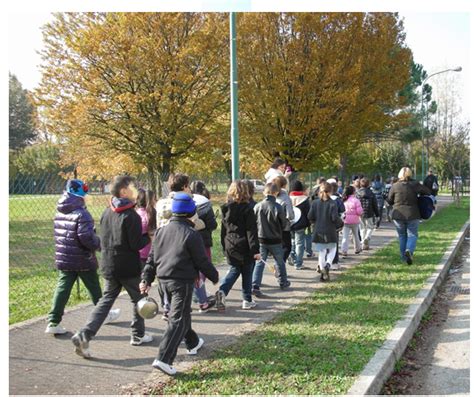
420, 66, 462, 178
230, 12, 239, 181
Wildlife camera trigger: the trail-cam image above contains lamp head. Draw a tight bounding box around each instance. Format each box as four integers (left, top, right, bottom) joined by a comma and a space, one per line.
453, 66, 462, 72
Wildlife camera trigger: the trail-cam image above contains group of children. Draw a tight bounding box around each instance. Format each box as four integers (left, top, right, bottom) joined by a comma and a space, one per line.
46, 162, 388, 376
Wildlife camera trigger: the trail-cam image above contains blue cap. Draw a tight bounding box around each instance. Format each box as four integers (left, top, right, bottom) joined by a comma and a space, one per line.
171, 192, 196, 216
66, 179, 89, 197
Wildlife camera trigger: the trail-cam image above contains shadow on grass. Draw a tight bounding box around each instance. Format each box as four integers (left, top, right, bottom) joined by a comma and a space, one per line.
156, 202, 469, 394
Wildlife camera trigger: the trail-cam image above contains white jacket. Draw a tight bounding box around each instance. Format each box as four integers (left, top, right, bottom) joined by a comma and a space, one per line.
264, 168, 284, 183
155, 191, 205, 230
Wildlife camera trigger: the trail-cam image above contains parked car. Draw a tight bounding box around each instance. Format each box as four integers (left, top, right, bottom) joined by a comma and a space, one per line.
249, 179, 265, 193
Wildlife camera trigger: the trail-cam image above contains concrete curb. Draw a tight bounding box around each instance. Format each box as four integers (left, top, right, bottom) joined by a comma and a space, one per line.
347, 220, 470, 395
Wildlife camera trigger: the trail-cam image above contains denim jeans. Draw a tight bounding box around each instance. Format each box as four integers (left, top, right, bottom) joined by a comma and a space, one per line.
393, 219, 420, 260
219, 261, 255, 302
252, 243, 288, 288
193, 247, 212, 304
305, 228, 313, 255
290, 229, 306, 268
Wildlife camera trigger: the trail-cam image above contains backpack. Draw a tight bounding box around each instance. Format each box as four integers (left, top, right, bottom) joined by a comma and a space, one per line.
418, 195, 436, 220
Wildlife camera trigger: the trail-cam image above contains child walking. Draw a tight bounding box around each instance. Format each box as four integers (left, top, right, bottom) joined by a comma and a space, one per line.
341, 186, 363, 256
136, 189, 157, 269
215, 180, 261, 311
273, 176, 295, 264
71, 176, 152, 358
252, 183, 291, 296
155, 173, 207, 317
190, 180, 218, 312
308, 182, 341, 282
46, 179, 120, 335
289, 180, 311, 270
356, 177, 380, 250
141, 193, 219, 375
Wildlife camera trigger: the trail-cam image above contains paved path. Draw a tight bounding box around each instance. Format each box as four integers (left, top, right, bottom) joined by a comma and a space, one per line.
415, 240, 470, 395
387, 233, 470, 395
9, 196, 454, 395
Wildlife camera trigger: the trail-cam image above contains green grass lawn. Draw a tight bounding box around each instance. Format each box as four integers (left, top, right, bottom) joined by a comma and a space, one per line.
9, 194, 226, 324
154, 198, 469, 395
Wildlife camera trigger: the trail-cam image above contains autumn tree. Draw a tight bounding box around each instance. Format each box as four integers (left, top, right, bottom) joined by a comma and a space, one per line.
35, 13, 229, 193
236, 13, 412, 173
9, 73, 37, 150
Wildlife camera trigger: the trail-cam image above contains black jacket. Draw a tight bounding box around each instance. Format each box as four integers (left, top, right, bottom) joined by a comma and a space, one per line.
142, 217, 219, 284
254, 195, 288, 244
194, 195, 218, 247
423, 174, 439, 196
308, 198, 339, 244
357, 188, 380, 218
387, 180, 432, 221
100, 198, 150, 279
220, 201, 259, 266
289, 193, 311, 231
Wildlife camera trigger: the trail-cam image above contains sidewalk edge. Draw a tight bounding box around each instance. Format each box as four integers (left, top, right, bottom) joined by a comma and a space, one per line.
347, 220, 470, 395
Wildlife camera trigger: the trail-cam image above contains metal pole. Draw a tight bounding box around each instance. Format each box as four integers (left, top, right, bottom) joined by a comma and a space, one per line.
421, 85, 425, 179
230, 12, 239, 181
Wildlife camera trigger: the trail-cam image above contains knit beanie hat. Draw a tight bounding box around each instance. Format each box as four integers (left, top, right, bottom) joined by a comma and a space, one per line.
66, 179, 89, 197
171, 192, 196, 217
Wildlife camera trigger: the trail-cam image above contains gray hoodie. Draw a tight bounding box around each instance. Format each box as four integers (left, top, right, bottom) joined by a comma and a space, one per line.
276, 189, 295, 232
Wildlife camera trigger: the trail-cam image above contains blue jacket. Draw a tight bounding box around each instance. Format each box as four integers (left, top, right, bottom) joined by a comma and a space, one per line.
53, 192, 100, 271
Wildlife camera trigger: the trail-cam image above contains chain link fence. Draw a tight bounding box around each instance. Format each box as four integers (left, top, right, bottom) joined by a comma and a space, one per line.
8, 171, 247, 324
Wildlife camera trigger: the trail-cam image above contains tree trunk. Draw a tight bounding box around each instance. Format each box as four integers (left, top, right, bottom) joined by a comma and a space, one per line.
146, 163, 157, 195
338, 153, 347, 185
160, 153, 172, 198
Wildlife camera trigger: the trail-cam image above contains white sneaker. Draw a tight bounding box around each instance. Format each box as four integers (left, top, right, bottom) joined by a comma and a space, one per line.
187, 337, 204, 355
104, 308, 121, 324
242, 300, 257, 310
45, 323, 67, 335
152, 359, 177, 376
130, 333, 153, 346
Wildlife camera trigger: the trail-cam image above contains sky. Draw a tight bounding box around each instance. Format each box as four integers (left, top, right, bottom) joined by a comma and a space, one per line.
8, 11, 470, 117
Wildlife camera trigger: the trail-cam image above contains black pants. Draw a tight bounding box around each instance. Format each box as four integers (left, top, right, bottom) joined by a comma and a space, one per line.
282, 231, 292, 263
157, 279, 200, 365
81, 275, 144, 340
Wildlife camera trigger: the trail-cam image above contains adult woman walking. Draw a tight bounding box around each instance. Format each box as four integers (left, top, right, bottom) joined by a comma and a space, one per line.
386, 167, 431, 265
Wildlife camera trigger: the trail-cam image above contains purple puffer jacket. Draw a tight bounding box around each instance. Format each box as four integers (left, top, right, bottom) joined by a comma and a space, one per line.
53, 192, 100, 271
